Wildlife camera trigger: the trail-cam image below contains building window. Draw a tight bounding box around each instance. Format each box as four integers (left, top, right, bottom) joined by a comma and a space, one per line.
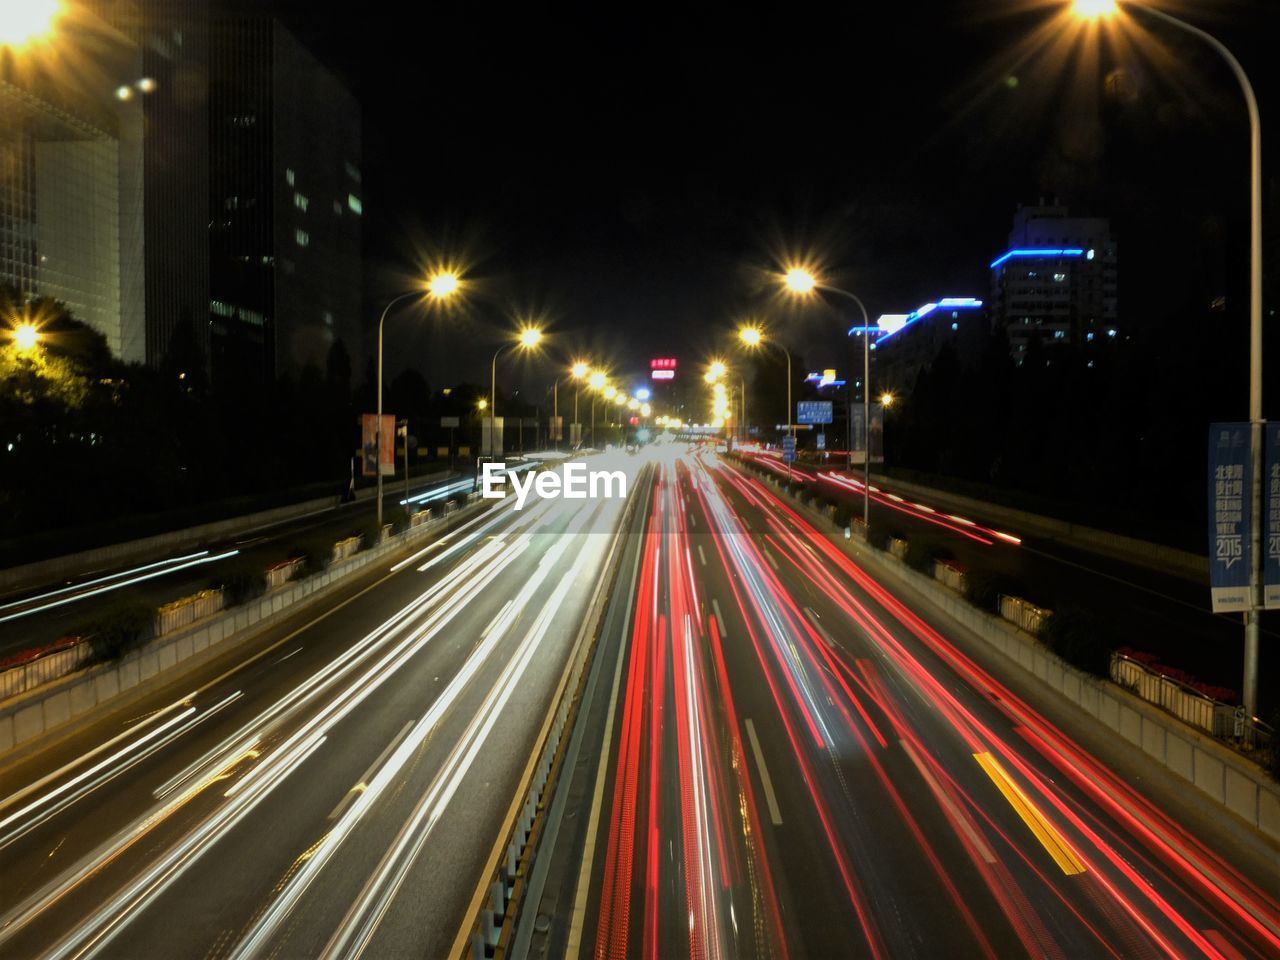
348, 193, 363, 215
295, 229, 309, 247
1053, 272, 1066, 282
333, 200, 342, 215
294, 192, 309, 212
950, 322, 958, 331
286, 168, 296, 187
1107, 328, 1117, 337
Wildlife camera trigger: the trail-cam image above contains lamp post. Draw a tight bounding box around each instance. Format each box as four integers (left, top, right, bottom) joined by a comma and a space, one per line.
489, 327, 543, 460
738, 325, 793, 486
1072, 0, 1266, 732
781, 267, 874, 528
375, 271, 459, 531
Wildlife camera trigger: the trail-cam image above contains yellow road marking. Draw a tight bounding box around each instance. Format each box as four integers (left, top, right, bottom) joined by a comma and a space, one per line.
974, 752, 1085, 876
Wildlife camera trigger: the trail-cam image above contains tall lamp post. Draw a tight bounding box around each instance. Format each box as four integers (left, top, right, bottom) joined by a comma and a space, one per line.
570, 361, 590, 449
1074, 0, 1265, 731
375, 271, 459, 531
781, 268, 874, 528
489, 326, 543, 459
738, 325, 793, 486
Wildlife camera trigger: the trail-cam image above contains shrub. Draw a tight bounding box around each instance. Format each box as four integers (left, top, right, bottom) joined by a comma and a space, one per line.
217, 562, 267, 606
866, 520, 892, 552
904, 537, 940, 574
355, 519, 382, 551
1266, 708, 1280, 782
833, 504, 854, 529
963, 569, 1010, 612
385, 505, 410, 535
1039, 605, 1114, 677
290, 538, 330, 576
79, 595, 156, 662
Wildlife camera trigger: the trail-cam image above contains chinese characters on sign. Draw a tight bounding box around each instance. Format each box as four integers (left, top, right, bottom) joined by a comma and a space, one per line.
1207, 423, 1252, 613
796, 401, 833, 425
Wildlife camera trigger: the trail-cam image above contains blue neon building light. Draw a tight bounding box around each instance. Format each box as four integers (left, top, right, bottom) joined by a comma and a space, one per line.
989, 248, 1085, 269
868, 296, 984, 345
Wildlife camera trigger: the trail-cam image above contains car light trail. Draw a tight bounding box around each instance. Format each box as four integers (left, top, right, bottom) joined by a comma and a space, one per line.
0, 551, 211, 613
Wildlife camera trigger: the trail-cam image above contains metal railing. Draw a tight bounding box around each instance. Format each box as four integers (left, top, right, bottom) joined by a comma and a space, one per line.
0, 641, 90, 701
1111, 652, 1238, 738
265, 557, 304, 588
154, 588, 225, 637
999, 594, 1052, 636
933, 561, 966, 592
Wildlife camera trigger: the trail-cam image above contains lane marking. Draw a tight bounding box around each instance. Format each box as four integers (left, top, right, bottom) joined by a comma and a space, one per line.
763, 549, 779, 571
900, 739, 995, 863
711, 599, 726, 637
697, 544, 707, 566
744, 718, 783, 826
974, 752, 1084, 875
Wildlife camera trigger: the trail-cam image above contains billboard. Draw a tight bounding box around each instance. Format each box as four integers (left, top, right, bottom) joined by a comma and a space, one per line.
850, 403, 885, 464
1207, 423, 1252, 613
1266, 424, 1280, 609
361, 413, 395, 477
650, 358, 677, 381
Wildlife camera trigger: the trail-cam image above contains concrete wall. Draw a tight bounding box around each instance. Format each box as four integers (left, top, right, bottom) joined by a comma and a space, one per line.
0, 498, 485, 757
0, 470, 454, 595
780, 486, 1280, 844
868, 471, 1207, 583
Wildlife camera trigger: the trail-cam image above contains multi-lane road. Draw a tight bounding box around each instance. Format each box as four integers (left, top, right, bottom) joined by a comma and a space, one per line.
2, 447, 1277, 959
0, 455, 635, 958
522, 450, 1280, 959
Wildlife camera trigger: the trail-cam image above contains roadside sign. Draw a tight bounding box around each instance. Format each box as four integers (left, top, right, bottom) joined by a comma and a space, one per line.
1208, 423, 1252, 613
797, 401, 833, 425
782, 435, 796, 463
440, 416, 460, 428
1265, 423, 1280, 609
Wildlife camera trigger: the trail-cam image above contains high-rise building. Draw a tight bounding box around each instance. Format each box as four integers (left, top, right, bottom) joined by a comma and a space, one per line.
207, 15, 362, 385
0, 4, 146, 361
868, 297, 987, 392
989, 203, 1118, 363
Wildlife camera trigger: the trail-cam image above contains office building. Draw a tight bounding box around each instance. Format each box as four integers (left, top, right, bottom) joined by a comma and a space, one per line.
0, 4, 146, 361
207, 15, 362, 384
868, 297, 986, 392
989, 203, 1118, 363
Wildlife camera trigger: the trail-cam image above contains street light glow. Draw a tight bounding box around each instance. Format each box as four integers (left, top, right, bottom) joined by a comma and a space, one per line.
738, 326, 763, 347
640, 403, 651, 416
603, 385, 617, 400
572, 361, 589, 379
13, 323, 39, 351
427, 271, 461, 299
880, 392, 895, 408
1072, 0, 1117, 18
783, 267, 817, 294
519, 327, 543, 348
708, 360, 727, 380
589, 371, 606, 390
0, 0, 59, 47
477, 398, 488, 411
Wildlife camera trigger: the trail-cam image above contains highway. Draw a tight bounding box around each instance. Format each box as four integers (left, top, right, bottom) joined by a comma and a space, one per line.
0, 455, 638, 959
739, 451, 1278, 709
524, 450, 1280, 959
0, 470, 476, 661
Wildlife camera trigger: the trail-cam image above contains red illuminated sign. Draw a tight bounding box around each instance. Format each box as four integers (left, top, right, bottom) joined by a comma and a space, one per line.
650, 358, 677, 370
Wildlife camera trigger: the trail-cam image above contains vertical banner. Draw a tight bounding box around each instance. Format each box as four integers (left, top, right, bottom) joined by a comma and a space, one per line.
551, 415, 564, 441
361, 413, 396, 477
570, 422, 582, 446
481, 416, 504, 458
1265, 423, 1280, 609
1207, 423, 1252, 613
850, 403, 886, 465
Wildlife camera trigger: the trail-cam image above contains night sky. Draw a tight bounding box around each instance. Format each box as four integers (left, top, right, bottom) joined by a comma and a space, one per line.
259, 0, 1276, 405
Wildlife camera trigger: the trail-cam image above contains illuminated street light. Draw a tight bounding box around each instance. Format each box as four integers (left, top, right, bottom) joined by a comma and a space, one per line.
1065, 0, 1266, 733
477, 398, 488, 411
490, 326, 545, 457
783, 266, 817, 294
627, 398, 640, 410
588, 371, 606, 390
603, 385, 617, 400
376, 271, 462, 529
737, 324, 793, 485
708, 359, 727, 381
640, 403, 651, 417
778, 265, 874, 520
0, 0, 60, 47
880, 392, 895, 408
12, 323, 40, 352
572, 361, 589, 379
1072, 0, 1116, 17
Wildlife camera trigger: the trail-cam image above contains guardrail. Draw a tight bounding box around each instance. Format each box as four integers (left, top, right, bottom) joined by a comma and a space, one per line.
154, 588, 225, 637
888, 537, 908, 561
1110, 651, 1237, 738
332, 536, 361, 562
934, 560, 966, 592
0, 639, 90, 701
265, 557, 304, 588
999, 593, 1051, 636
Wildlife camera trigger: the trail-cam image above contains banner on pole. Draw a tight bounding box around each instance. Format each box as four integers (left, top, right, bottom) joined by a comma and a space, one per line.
361, 413, 395, 477
1208, 423, 1252, 613
551, 416, 564, 441
1265, 423, 1280, 609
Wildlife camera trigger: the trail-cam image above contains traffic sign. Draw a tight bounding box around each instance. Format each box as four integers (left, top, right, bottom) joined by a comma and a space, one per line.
782, 435, 796, 463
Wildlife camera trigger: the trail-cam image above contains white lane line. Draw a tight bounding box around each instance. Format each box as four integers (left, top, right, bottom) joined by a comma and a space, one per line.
697, 544, 707, 566
763, 548, 779, 572
744, 719, 783, 826
328, 720, 415, 821
803, 607, 834, 647
272, 647, 303, 666
712, 598, 726, 637
899, 738, 995, 864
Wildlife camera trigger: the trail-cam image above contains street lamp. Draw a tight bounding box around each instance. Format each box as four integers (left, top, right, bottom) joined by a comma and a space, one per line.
780, 265, 874, 526
880, 392, 895, 408
12, 322, 40, 352
738, 324, 793, 485
0, 0, 60, 47
489, 326, 544, 459
375, 271, 460, 531
1068, 0, 1267, 735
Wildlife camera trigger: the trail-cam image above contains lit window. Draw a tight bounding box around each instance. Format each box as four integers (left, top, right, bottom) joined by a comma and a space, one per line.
333, 200, 342, 215
1053, 330, 1065, 339
1086, 332, 1095, 341
348, 193, 363, 215
295, 229, 309, 247
1087, 248, 1096, 260
1053, 273, 1066, 282
286, 168, 296, 186
950, 322, 958, 331
294, 192, 309, 212
1107, 328, 1116, 337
